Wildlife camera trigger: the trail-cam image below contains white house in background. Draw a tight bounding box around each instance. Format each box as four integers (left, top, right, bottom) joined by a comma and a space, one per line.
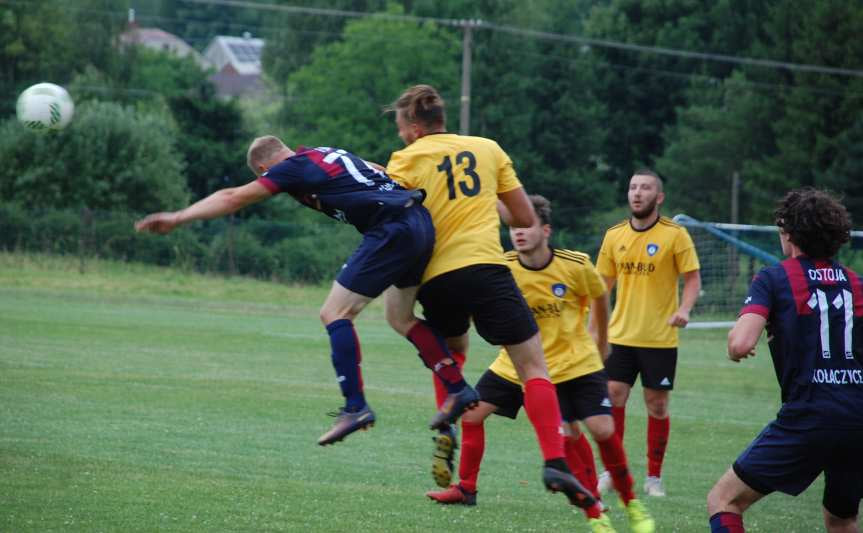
118, 9, 209, 68
203, 34, 266, 98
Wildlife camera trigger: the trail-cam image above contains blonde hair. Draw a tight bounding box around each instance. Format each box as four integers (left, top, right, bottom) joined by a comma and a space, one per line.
388, 84, 446, 129
247, 135, 287, 175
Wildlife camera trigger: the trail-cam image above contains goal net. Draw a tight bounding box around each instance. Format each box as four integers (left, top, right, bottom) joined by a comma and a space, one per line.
673, 214, 863, 329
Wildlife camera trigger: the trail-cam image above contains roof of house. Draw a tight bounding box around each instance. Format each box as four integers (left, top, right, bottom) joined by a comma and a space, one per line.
119, 26, 209, 68
203, 35, 265, 77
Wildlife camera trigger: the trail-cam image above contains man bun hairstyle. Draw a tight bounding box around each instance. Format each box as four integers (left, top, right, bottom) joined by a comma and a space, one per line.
529, 194, 552, 226
774, 187, 852, 259
390, 84, 446, 129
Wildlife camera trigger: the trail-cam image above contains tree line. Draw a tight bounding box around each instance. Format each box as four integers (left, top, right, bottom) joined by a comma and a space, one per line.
1, 0, 861, 282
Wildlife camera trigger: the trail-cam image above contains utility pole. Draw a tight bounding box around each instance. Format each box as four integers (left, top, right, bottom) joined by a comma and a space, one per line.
730, 171, 740, 224
459, 20, 478, 135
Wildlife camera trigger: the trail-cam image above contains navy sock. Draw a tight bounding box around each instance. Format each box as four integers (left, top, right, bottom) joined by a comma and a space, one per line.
709, 512, 744, 533
326, 319, 365, 411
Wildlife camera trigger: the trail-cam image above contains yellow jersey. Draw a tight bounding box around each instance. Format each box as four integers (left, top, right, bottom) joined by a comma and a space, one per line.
386, 133, 522, 283
490, 248, 607, 385
596, 216, 700, 348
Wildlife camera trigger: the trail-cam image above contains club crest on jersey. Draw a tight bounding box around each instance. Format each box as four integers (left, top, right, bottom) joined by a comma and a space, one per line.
646, 243, 659, 256
551, 283, 567, 298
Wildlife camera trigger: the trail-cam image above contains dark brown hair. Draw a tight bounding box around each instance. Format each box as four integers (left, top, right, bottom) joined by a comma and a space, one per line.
774, 187, 852, 259
632, 168, 664, 192
529, 194, 552, 226
389, 84, 446, 129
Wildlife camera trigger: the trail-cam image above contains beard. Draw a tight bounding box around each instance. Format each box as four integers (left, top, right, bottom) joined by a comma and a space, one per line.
630, 196, 658, 220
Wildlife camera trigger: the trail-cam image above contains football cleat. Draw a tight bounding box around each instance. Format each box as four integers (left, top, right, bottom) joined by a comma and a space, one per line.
432, 425, 458, 488
643, 476, 666, 497
542, 466, 596, 509
429, 385, 479, 430
425, 484, 476, 506
623, 498, 656, 533
588, 513, 617, 533
317, 405, 376, 446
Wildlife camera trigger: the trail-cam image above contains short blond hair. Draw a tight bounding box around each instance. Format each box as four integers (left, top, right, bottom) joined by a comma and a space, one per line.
247, 135, 287, 175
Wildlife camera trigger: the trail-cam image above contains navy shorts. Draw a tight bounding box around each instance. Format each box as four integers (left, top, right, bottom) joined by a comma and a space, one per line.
336, 204, 434, 298
475, 369, 612, 422
605, 344, 677, 390
733, 421, 863, 519
417, 264, 538, 346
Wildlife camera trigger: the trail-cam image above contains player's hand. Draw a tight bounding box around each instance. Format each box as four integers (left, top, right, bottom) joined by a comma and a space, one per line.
729, 347, 756, 363
668, 308, 690, 328
135, 212, 180, 235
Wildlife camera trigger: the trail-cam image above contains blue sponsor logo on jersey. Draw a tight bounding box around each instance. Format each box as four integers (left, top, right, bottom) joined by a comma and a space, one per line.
551, 283, 567, 298
647, 243, 659, 256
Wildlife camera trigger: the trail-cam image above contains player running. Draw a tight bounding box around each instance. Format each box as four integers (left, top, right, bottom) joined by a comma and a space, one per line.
135, 136, 470, 446
425, 195, 655, 533
707, 188, 863, 533
384, 85, 594, 508
594, 169, 701, 497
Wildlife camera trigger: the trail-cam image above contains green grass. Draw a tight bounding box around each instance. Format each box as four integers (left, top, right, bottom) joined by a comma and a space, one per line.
0, 253, 832, 531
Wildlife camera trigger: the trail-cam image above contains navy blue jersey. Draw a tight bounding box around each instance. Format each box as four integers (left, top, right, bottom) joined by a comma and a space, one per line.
257, 146, 422, 234
740, 256, 863, 428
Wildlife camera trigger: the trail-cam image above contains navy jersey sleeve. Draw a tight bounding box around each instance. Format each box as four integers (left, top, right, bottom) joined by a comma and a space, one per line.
256, 157, 309, 195
740, 269, 772, 318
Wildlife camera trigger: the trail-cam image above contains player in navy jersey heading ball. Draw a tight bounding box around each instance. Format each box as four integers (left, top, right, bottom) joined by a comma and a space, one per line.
707, 188, 863, 533
135, 136, 471, 446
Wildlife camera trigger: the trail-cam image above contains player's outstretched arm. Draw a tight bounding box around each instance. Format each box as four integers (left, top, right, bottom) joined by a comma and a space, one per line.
727, 313, 766, 362
135, 181, 272, 234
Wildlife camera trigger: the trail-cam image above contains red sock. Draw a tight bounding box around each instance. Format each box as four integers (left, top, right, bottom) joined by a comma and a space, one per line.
458, 419, 484, 493
612, 406, 626, 440
564, 436, 603, 518
523, 378, 565, 461
432, 352, 466, 408
574, 433, 599, 498
597, 433, 635, 504
408, 322, 465, 393
647, 415, 670, 477
709, 512, 745, 532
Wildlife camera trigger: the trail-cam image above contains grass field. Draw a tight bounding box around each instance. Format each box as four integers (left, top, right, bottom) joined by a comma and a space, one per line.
0, 253, 831, 532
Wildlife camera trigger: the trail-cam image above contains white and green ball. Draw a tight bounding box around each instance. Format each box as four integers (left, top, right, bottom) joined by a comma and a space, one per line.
16, 82, 75, 131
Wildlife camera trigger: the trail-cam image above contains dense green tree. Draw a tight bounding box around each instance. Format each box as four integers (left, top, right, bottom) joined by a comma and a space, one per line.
656, 72, 779, 222
746, 1, 863, 206
69, 48, 250, 203
820, 116, 863, 223
278, 12, 460, 163
0, 0, 122, 115
0, 101, 187, 212
583, 0, 770, 188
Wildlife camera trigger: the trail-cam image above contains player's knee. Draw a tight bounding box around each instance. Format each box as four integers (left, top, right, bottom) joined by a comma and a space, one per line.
706, 483, 727, 515
607, 382, 629, 405
590, 421, 614, 442
645, 394, 669, 417
823, 508, 858, 533
385, 310, 414, 337
320, 304, 359, 325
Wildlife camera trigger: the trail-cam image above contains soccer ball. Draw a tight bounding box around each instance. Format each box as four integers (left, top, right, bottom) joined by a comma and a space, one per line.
16, 82, 75, 131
